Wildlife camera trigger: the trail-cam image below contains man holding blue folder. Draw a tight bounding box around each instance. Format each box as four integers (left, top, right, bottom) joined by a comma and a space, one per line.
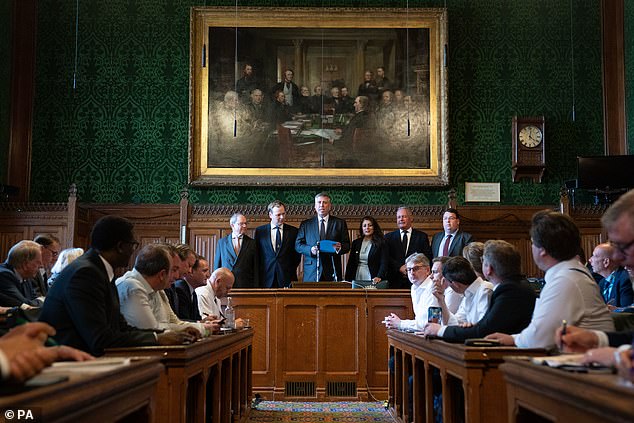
296, 192, 350, 282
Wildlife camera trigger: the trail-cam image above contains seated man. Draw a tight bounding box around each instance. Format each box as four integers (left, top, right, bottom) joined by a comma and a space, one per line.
169, 255, 210, 321
0, 322, 93, 383
589, 242, 632, 307
432, 256, 493, 327
197, 268, 234, 316
0, 240, 45, 308
40, 215, 196, 356
383, 254, 462, 330
423, 240, 536, 342
116, 244, 215, 337
487, 211, 614, 348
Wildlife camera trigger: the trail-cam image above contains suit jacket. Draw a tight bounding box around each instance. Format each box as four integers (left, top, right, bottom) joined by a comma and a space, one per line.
38, 249, 157, 356
384, 229, 432, 289
344, 238, 388, 281
214, 234, 259, 288
0, 262, 43, 307
599, 268, 633, 307
271, 81, 300, 109
607, 330, 634, 347
340, 110, 370, 145
168, 279, 201, 321
295, 216, 351, 282
442, 278, 536, 343
255, 223, 301, 288
30, 269, 49, 297
431, 230, 474, 258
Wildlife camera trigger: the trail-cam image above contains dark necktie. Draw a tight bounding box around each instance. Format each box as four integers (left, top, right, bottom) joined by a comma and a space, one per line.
192, 290, 200, 320
275, 226, 282, 252
442, 234, 453, 257
602, 275, 614, 302
320, 219, 326, 240
285, 82, 291, 90
401, 230, 408, 254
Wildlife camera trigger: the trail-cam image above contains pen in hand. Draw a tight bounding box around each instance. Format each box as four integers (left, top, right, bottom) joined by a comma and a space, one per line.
560, 319, 567, 352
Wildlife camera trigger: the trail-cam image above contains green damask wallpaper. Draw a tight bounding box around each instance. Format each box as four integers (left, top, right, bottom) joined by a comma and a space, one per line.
31, 0, 604, 206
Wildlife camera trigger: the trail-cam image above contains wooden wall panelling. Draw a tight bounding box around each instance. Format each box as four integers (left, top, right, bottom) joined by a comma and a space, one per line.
0, 229, 28, 261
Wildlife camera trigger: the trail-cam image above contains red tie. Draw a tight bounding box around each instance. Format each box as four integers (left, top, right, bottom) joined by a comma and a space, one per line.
442, 234, 452, 257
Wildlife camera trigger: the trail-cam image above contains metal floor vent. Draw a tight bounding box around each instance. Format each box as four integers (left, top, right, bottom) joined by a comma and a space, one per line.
326, 381, 357, 397
285, 381, 316, 397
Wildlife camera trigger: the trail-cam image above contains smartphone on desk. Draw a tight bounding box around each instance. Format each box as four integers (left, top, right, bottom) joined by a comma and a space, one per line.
428, 307, 442, 324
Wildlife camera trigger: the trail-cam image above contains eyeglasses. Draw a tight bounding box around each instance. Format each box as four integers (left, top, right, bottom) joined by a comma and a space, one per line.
406, 265, 426, 273
610, 239, 634, 254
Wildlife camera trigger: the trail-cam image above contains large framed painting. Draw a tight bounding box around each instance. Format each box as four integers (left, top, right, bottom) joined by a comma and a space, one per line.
189, 7, 448, 186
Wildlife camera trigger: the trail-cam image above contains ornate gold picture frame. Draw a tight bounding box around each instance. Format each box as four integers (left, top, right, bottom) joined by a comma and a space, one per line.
189, 7, 448, 186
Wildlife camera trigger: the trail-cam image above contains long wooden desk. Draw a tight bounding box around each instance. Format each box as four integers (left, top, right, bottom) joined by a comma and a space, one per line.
501, 357, 634, 423
0, 357, 162, 422
106, 329, 253, 423
230, 287, 412, 400
388, 330, 545, 423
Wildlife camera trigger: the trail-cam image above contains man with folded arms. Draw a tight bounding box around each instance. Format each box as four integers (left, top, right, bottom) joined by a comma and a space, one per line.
487, 210, 614, 348
40, 216, 196, 356
423, 240, 536, 342
116, 244, 216, 337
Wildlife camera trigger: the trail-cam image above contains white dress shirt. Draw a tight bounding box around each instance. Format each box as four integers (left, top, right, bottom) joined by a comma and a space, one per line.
513, 259, 615, 349
398, 277, 463, 330
196, 283, 222, 318
116, 269, 206, 335
441, 277, 493, 331
401, 228, 411, 253
270, 224, 284, 251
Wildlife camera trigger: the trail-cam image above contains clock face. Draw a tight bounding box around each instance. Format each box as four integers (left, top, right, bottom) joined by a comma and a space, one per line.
518, 125, 543, 148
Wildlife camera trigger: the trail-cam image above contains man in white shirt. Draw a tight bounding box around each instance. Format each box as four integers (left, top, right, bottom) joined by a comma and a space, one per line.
487, 210, 614, 349
196, 267, 236, 320
117, 244, 214, 337
383, 254, 462, 331
431, 256, 493, 330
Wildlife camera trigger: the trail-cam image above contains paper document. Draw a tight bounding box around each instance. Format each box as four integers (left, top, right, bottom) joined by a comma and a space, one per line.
531, 354, 585, 367
301, 128, 340, 140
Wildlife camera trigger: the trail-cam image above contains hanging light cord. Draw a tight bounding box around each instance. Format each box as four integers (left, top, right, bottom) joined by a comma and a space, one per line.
73, 0, 79, 90
569, 0, 576, 122
406, 0, 410, 136
233, 0, 238, 137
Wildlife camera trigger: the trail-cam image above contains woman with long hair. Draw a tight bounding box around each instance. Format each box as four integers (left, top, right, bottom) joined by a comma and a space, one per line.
345, 216, 387, 283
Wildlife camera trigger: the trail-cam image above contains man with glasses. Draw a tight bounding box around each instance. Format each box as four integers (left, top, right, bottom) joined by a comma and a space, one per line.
31, 234, 61, 297
431, 208, 473, 258
40, 215, 196, 356
383, 253, 434, 331
487, 210, 613, 348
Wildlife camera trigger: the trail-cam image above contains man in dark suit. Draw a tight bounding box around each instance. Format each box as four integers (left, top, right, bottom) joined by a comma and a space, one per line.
214, 213, 259, 288
255, 200, 301, 288
589, 242, 633, 307
295, 192, 351, 282
270, 69, 300, 110
169, 255, 210, 321
39, 215, 195, 356
384, 207, 433, 289
423, 240, 536, 342
31, 234, 60, 297
0, 240, 45, 308
431, 208, 474, 258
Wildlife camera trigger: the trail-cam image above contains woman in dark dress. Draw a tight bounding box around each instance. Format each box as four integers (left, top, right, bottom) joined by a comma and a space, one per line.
345, 216, 387, 283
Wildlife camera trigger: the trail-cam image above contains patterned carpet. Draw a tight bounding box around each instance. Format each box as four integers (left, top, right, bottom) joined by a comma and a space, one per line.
246, 401, 395, 422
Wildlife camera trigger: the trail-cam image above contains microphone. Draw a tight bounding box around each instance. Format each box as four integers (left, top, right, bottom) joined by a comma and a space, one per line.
315, 241, 320, 282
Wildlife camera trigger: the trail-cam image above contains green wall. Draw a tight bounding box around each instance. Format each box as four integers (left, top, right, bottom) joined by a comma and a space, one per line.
0, 0, 11, 185
31, 0, 604, 205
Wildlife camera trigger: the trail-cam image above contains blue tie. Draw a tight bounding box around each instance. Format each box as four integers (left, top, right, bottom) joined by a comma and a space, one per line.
603, 275, 615, 303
